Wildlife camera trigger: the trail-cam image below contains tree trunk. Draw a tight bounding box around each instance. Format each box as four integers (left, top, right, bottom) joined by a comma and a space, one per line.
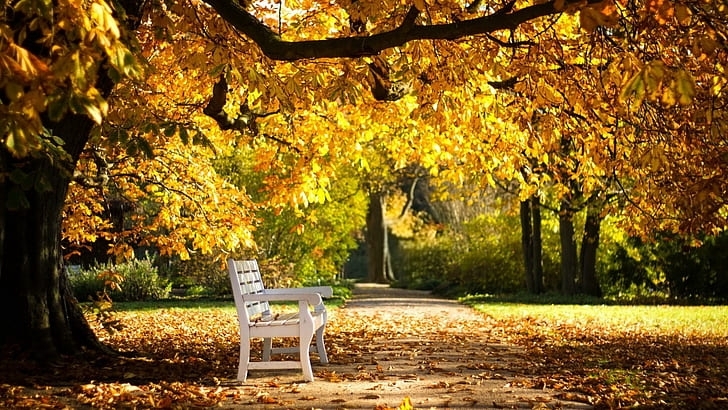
366, 191, 395, 283
531, 195, 544, 294
580, 202, 603, 297
559, 201, 577, 296
0, 142, 99, 360
520, 200, 535, 292
521, 196, 544, 294
0, 0, 146, 360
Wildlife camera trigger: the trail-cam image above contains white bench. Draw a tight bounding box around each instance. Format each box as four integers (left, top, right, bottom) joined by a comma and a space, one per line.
227, 259, 332, 382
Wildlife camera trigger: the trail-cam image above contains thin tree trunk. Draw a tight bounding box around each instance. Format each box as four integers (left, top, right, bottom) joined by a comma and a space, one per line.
580, 202, 603, 297
559, 201, 577, 296
521, 196, 544, 294
520, 200, 535, 292
532, 195, 544, 294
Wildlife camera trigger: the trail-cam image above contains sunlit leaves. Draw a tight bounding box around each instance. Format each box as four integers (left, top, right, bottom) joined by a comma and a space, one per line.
1, 0, 139, 157
579, 0, 619, 32
619, 60, 698, 110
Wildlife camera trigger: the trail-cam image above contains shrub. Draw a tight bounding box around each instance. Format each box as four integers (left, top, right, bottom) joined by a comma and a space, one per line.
397, 211, 567, 296
397, 214, 526, 295
70, 257, 171, 302
605, 231, 728, 301
68, 268, 107, 302
170, 254, 231, 297
397, 233, 458, 291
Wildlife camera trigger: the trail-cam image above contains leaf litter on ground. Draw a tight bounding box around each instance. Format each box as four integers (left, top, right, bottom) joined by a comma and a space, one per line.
0, 297, 726, 409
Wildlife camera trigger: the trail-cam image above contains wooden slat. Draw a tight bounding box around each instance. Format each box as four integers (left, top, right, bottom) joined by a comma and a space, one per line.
231, 259, 270, 319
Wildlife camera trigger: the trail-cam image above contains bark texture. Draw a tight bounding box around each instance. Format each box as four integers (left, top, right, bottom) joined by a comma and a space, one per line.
0, 117, 96, 359
521, 196, 544, 294
202, 0, 600, 61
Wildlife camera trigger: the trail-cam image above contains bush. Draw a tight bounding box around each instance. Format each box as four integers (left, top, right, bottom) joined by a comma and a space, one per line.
397, 214, 529, 295
169, 254, 231, 297
68, 268, 107, 302
70, 257, 171, 302
606, 231, 728, 301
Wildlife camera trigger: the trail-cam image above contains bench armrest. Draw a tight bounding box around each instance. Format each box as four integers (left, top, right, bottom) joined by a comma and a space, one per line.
265, 286, 333, 298
244, 292, 323, 306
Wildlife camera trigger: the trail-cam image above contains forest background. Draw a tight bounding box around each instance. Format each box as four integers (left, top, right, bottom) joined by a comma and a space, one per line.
1, 0, 728, 362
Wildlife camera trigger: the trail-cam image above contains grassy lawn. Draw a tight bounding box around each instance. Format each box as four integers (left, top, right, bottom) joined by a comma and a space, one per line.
113, 298, 236, 312
112, 296, 346, 313
113, 295, 728, 338
464, 301, 728, 338
460, 296, 728, 407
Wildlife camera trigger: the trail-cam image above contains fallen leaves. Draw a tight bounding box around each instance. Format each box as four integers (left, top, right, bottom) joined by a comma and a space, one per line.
0, 299, 726, 409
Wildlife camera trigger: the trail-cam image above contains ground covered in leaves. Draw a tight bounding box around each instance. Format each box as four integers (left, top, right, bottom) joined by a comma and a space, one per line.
1, 285, 726, 409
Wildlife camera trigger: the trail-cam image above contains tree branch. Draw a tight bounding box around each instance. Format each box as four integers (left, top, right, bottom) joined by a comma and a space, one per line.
202, 75, 301, 151
202, 0, 600, 61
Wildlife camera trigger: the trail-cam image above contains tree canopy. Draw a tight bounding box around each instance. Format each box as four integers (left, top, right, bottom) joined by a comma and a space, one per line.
4, 0, 726, 252
1, 0, 727, 358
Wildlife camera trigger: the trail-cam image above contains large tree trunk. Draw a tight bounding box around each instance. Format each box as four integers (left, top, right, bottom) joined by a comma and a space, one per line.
580, 202, 603, 297
0, 118, 100, 360
0, 0, 146, 360
366, 191, 395, 283
0, 8, 136, 359
559, 201, 578, 296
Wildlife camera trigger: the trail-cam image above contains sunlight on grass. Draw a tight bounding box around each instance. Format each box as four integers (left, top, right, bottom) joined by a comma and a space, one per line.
468, 303, 728, 338
114, 299, 236, 312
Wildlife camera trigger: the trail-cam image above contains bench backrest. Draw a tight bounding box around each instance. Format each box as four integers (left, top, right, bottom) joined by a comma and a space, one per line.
228, 259, 271, 322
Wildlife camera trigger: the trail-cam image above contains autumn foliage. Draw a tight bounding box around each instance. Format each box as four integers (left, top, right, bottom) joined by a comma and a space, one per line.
2, 0, 725, 265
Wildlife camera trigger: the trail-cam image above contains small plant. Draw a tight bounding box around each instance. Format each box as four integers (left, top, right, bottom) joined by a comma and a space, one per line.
85, 291, 125, 334
67, 265, 125, 334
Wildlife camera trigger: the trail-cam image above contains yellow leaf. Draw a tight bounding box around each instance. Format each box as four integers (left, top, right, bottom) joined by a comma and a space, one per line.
579, 3, 617, 32
398, 396, 414, 410
579, 8, 599, 32
620, 71, 646, 110
674, 70, 696, 105
413, 0, 426, 11
5, 82, 24, 102
675, 3, 691, 25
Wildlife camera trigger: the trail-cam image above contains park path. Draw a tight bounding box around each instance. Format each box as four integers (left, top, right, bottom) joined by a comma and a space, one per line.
223, 283, 593, 410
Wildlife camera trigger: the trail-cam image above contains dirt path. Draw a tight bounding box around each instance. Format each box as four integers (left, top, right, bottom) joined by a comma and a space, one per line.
223, 283, 593, 410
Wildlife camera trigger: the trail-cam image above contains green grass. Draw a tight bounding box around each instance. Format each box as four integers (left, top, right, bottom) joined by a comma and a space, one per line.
464, 299, 728, 338
113, 297, 235, 312
112, 295, 346, 313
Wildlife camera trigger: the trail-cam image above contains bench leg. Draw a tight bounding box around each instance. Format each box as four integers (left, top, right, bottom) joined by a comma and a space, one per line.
262, 337, 272, 361
300, 331, 315, 382
238, 335, 251, 382
315, 326, 328, 364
